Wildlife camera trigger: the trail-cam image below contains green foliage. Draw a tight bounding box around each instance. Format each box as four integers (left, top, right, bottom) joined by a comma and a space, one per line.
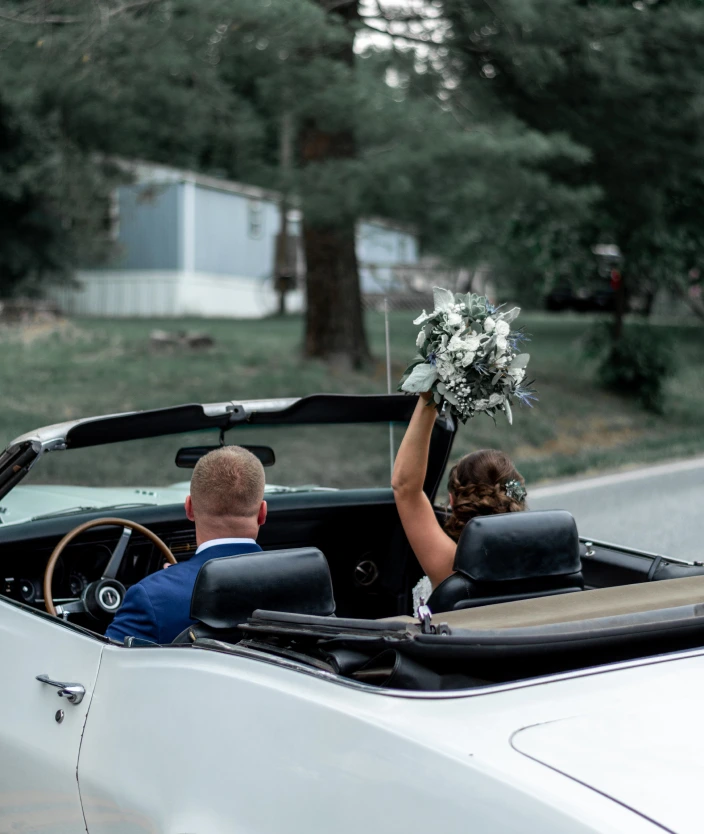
440, 0, 704, 301
3, 0, 702, 321
585, 322, 674, 413
0, 0, 600, 290
0, 97, 117, 297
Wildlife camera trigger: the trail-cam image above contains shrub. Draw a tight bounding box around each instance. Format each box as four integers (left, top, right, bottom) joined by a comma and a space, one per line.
585, 323, 673, 413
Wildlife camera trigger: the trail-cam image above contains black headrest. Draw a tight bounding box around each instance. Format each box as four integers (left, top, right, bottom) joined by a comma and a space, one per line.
191, 547, 335, 630
454, 510, 580, 583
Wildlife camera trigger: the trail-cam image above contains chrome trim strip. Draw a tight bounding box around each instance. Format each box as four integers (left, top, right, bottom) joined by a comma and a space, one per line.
580, 536, 704, 567
193, 638, 704, 701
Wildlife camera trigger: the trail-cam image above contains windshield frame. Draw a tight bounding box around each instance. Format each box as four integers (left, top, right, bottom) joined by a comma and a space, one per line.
0, 394, 454, 508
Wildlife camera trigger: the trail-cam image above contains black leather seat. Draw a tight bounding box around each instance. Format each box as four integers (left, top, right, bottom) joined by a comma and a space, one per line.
172, 547, 336, 644
426, 510, 583, 613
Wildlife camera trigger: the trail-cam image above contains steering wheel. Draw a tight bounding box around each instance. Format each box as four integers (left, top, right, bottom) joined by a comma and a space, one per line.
43, 517, 177, 619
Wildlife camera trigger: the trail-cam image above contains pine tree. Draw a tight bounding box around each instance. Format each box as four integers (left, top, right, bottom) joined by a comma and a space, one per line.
440, 0, 704, 330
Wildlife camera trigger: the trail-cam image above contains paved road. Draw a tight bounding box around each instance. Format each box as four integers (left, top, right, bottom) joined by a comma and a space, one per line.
529, 457, 704, 561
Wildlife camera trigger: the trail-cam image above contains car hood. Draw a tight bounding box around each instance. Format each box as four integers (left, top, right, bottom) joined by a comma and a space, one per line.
0, 482, 329, 525
512, 706, 703, 833
0, 483, 194, 525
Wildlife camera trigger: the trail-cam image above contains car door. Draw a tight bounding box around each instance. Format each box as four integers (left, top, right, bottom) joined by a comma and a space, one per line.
0, 597, 104, 833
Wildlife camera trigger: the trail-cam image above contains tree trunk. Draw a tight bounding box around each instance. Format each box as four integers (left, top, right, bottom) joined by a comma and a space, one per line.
276, 109, 293, 318
611, 269, 627, 342
640, 289, 656, 318
301, 0, 370, 367
303, 221, 369, 366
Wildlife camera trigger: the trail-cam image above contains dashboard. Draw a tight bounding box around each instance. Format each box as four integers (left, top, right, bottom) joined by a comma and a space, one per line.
1, 517, 196, 615
0, 489, 416, 626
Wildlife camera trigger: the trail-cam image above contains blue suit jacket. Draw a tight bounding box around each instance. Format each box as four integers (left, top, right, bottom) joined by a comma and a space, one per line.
105, 541, 262, 645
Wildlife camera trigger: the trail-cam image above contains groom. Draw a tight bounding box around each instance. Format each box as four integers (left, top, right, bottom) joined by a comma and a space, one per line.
105, 445, 266, 645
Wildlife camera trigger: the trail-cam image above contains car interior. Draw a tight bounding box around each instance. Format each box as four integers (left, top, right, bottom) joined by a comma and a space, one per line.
2, 394, 704, 693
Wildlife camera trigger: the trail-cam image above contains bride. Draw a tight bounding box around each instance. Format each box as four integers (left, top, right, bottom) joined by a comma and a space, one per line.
391, 393, 527, 611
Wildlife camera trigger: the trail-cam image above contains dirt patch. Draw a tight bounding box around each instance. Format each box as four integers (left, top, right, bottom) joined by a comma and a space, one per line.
515, 416, 646, 460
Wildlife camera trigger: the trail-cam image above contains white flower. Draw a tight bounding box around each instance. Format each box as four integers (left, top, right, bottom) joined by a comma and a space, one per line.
448, 332, 481, 355
436, 356, 455, 381
461, 351, 476, 367
416, 330, 426, 348
484, 317, 495, 333
463, 333, 482, 351
446, 311, 463, 329
488, 393, 505, 407
446, 333, 467, 353
413, 310, 434, 325
495, 320, 510, 337
496, 334, 508, 352
509, 367, 526, 382
474, 398, 489, 411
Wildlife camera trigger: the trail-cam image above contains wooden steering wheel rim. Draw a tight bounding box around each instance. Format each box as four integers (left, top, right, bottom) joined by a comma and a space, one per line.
43, 517, 177, 617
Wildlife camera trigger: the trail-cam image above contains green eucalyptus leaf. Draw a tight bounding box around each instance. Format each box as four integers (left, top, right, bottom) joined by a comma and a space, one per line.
400, 355, 425, 378
400, 362, 439, 393
500, 307, 521, 325
433, 287, 455, 312
510, 353, 530, 369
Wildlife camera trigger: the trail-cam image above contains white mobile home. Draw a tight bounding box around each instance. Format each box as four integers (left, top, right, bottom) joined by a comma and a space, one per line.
54, 161, 419, 319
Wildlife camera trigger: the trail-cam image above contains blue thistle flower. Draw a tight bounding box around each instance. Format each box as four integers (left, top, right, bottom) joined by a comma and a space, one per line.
515, 385, 538, 408
508, 329, 531, 352
427, 352, 437, 367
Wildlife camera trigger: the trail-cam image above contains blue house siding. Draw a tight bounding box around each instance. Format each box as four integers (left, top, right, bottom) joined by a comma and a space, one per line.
193, 186, 280, 278
358, 222, 419, 293
358, 222, 418, 264
113, 183, 180, 270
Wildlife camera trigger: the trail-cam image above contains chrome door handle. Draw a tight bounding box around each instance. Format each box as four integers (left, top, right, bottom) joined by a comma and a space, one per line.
36, 674, 86, 705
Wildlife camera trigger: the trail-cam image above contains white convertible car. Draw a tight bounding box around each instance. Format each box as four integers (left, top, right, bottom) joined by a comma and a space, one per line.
1, 394, 703, 834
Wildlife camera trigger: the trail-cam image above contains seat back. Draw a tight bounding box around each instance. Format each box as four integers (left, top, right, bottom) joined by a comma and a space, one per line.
173, 547, 335, 644
427, 510, 583, 613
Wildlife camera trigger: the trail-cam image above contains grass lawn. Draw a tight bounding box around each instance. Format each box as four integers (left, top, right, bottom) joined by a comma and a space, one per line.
1, 311, 702, 490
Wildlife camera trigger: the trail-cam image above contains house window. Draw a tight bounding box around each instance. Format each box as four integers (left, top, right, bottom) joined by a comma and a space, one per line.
248, 199, 264, 239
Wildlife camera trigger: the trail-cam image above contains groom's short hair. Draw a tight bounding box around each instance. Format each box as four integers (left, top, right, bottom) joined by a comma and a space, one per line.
190, 445, 265, 519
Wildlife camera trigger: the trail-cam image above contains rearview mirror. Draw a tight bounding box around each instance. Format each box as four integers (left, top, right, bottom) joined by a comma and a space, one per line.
175, 445, 276, 468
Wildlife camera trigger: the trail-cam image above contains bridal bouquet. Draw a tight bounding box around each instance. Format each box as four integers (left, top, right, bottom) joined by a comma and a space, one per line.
398, 288, 536, 424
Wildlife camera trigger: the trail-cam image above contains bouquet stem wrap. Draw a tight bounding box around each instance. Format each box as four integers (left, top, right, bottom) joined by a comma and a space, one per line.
398, 287, 536, 424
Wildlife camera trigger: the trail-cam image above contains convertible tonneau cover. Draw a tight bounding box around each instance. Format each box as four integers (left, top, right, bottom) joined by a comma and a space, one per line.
237, 577, 704, 685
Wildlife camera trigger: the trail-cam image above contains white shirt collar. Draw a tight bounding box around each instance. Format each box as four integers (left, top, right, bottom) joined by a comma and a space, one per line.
195, 537, 258, 555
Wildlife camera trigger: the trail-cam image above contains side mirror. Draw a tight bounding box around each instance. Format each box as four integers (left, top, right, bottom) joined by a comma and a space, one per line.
175, 445, 276, 468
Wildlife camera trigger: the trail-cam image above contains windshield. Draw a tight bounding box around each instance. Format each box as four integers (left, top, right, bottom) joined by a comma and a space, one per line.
0, 423, 404, 526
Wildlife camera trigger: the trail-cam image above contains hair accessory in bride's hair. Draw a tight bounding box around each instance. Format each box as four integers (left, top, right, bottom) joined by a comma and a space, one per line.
504, 479, 526, 503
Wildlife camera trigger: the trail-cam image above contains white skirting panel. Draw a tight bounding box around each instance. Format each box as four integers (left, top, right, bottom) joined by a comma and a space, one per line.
52, 271, 305, 319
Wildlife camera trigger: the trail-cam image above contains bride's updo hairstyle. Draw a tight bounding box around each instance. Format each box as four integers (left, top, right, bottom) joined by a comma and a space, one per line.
445, 449, 526, 541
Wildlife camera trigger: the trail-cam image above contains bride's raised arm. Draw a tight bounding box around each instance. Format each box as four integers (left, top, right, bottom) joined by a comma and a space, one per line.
392, 394, 456, 588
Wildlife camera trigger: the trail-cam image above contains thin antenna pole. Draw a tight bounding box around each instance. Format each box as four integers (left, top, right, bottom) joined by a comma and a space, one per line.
384, 296, 395, 479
